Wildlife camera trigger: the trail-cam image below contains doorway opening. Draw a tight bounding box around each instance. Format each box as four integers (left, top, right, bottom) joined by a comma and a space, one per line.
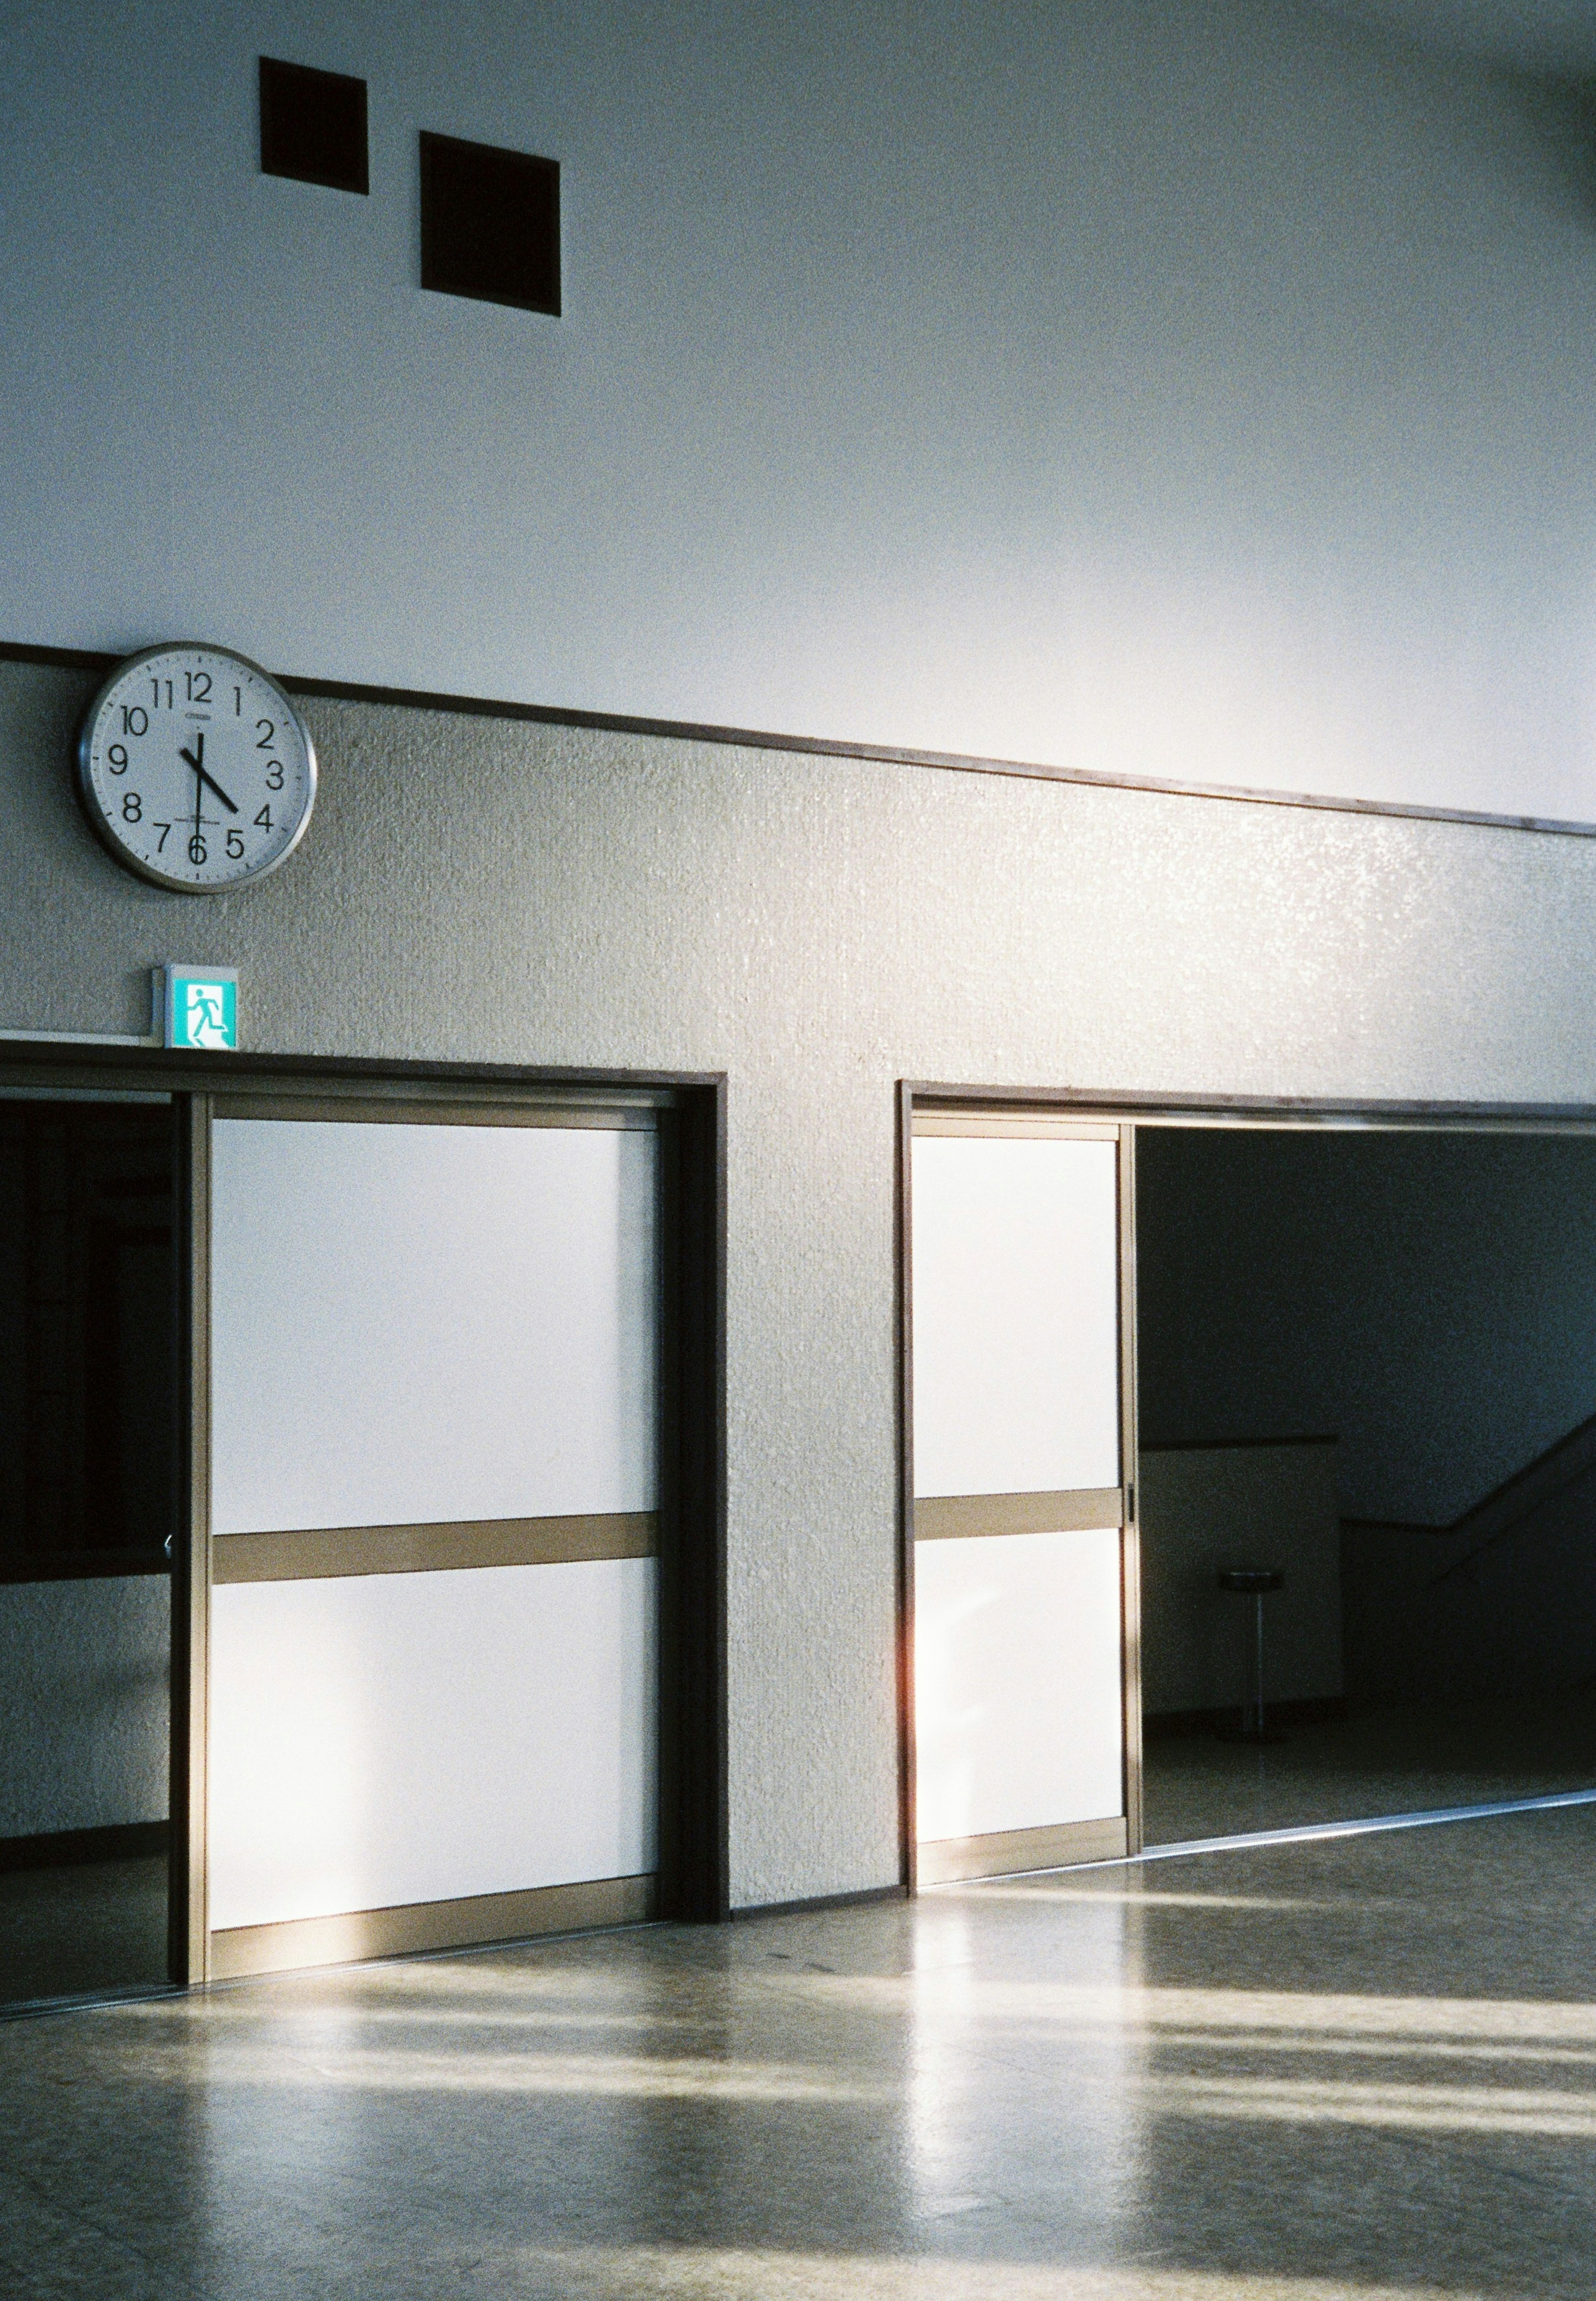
0, 1095, 180, 2012
900, 1092, 1596, 1885
1136, 1122, 1596, 1848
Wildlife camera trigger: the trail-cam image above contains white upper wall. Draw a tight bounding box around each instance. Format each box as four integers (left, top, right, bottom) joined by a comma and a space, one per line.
7, 0, 1596, 819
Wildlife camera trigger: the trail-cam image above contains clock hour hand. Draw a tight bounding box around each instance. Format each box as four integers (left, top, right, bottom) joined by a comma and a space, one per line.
176, 734, 239, 815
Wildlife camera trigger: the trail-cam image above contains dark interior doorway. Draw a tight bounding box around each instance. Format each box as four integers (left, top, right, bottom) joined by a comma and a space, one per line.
1135, 1123, 1596, 1846
0, 1097, 177, 2007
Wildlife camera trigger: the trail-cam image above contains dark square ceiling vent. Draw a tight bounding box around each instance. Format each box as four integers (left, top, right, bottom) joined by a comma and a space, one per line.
420, 131, 561, 316
259, 57, 369, 195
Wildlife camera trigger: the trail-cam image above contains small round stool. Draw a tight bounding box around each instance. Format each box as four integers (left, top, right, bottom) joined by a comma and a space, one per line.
1217, 1568, 1285, 1743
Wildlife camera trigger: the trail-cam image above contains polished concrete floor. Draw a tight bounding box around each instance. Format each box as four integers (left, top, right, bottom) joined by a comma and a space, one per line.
4, 1807, 1596, 2296
1143, 1688, 1596, 1844
0, 1857, 168, 2007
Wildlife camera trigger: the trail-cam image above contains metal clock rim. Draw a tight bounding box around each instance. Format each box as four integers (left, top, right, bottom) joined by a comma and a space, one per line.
75, 641, 319, 896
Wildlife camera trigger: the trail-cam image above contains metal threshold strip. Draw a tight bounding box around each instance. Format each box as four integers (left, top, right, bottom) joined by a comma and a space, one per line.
1130, 1785, 1596, 1861
933, 1785, 1596, 1884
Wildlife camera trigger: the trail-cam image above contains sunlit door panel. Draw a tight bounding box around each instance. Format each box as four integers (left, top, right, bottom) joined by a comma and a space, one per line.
206, 1109, 659, 1976
912, 1120, 1132, 1884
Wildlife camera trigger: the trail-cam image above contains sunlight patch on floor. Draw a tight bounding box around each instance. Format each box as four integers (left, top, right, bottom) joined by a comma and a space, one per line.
517, 2246, 1500, 2301
1155, 2071, 1596, 2136
196, 2046, 889, 2103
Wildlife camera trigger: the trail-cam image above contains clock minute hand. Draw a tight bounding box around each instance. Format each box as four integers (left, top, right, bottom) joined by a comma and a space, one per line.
177, 737, 239, 815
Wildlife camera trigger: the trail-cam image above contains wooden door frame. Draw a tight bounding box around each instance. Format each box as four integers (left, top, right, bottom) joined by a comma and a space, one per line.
0, 1040, 729, 1990
896, 1081, 1596, 1891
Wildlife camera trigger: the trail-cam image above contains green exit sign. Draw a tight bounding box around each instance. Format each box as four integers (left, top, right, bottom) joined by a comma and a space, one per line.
160, 965, 239, 1051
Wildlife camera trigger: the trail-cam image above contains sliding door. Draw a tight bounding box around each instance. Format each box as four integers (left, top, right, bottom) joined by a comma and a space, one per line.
205, 1101, 659, 1978
911, 1113, 1137, 1884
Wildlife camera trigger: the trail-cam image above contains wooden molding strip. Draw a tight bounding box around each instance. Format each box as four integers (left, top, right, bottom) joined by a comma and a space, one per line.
912, 1112, 1120, 1141
216, 1094, 657, 1129
914, 1489, 1125, 1540
0, 1819, 168, 1875
213, 1511, 658, 1584
917, 1815, 1128, 1885
210, 1872, 656, 1980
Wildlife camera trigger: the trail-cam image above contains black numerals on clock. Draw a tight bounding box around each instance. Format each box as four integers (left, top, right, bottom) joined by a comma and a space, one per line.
100, 669, 301, 872
146, 672, 213, 707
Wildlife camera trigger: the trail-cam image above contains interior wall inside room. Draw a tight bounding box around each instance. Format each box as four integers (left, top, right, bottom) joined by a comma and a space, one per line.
10, 0, 1596, 817
1139, 1440, 1343, 1715
0, 1579, 170, 1839
1135, 1127, 1596, 1525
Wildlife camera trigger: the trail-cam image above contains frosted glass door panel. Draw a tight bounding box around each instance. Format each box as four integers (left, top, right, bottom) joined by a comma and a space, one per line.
913, 1136, 1119, 1498
209, 1558, 657, 1930
212, 1120, 657, 1534
915, 1529, 1122, 1842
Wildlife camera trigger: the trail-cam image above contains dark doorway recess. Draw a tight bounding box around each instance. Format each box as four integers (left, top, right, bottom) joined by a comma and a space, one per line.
1135, 1124, 1596, 1845
0, 1098, 179, 2008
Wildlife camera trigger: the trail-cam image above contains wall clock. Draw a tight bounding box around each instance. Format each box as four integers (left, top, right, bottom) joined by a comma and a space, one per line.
76, 643, 317, 892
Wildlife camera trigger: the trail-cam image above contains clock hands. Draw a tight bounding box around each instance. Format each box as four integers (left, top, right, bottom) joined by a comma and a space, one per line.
176, 732, 239, 816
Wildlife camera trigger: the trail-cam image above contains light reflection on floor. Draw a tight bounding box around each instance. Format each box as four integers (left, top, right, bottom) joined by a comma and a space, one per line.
1142, 1686, 1596, 1844
4, 1806, 1596, 2297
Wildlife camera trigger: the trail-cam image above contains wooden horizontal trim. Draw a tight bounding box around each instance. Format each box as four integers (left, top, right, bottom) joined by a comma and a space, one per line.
210, 1872, 656, 1980
915, 1489, 1124, 1539
216, 1095, 657, 1129
918, 1815, 1128, 1885
0, 1554, 170, 1586
0, 1820, 168, 1874
913, 1112, 1119, 1141
1144, 1695, 1349, 1742
213, 1511, 658, 1584
10, 632, 1596, 841
1140, 1434, 1338, 1454
905, 1080, 1596, 1131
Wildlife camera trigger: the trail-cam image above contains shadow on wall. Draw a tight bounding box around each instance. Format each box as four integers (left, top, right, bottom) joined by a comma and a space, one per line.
1344, 1413, 1596, 1705
1135, 1127, 1596, 1713
1139, 1424, 1596, 1717
1139, 1440, 1345, 1729
1511, 67, 1596, 224
0, 1577, 170, 1838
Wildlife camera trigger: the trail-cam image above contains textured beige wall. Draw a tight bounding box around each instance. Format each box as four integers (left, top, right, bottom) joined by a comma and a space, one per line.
8, 658, 1596, 1902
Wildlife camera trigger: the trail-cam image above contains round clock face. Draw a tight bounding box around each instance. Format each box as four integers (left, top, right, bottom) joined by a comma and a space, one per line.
77, 643, 317, 892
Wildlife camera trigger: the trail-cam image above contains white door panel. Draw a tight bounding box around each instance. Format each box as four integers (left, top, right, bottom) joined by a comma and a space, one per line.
212, 1118, 657, 1535
207, 1112, 659, 1937
915, 1528, 1123, 1841
209, 1559, 657, 1930
913, 1134, 1119, 1499
913, 1123, 1128, 1862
